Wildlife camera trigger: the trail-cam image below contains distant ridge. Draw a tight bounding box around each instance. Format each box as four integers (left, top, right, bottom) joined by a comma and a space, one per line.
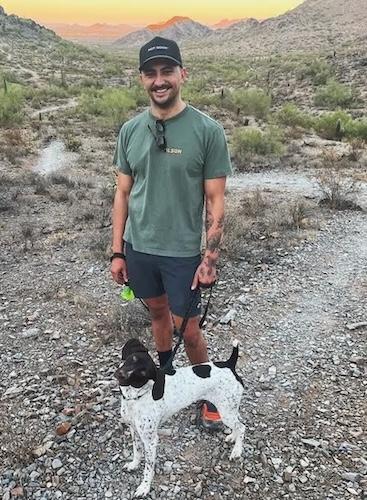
147, 16, 191, 32
46, 22, 140, 41
114, 16, 212, 47
203, 0, 367, 55
212, 18, 245, 29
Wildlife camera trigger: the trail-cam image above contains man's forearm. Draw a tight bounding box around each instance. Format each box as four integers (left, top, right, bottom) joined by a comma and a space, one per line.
203, 197, 224, 269
112, 190, 129, 253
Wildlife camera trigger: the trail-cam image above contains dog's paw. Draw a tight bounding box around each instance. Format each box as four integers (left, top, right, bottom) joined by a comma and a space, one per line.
230, 445, 243, 461
225, 432, 236, 443
134, 482, 150, 497
123, 461, 140, 472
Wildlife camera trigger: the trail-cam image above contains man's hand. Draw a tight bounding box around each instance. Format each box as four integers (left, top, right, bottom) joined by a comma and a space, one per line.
191, 257, 217, 290
111, 258, 128, 284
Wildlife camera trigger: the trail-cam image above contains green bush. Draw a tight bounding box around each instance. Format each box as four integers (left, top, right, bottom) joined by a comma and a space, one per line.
128, 84, 149, 107
314, 111, 352, 140
297, 59, 334, 86
79, 88, 136, 127
345, 119, 367, 141
25, 85, 71, 108
181, 79, 220, 108
231, 88, 271, 119
314, 80, 355, 109
274, 104, 314, 129
232, 127, 283, 165
0, 84, 25, 126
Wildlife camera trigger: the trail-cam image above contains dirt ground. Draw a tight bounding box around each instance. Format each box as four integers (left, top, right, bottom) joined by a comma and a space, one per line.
1, 151, 366, 499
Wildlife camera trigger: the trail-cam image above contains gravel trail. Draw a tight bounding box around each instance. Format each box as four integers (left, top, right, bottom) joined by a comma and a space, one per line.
1, 210, 366, 499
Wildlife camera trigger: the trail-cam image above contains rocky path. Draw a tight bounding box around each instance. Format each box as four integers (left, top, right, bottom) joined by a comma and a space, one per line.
1, 210, 366, 499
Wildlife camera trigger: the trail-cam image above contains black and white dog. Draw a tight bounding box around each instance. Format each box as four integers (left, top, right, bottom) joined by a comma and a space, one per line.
115, 338, 245, 497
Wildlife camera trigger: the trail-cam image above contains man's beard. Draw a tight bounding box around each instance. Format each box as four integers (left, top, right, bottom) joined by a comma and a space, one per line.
149, 87, 179, 109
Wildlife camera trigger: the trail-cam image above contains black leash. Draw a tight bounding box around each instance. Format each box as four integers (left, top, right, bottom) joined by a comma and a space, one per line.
162, 284, 214, 373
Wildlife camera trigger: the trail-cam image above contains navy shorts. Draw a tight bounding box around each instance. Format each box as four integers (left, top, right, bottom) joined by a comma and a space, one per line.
125, 242, 201, 318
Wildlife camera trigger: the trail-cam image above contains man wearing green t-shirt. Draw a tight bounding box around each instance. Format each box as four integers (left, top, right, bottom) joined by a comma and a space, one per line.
111, 36, 232, 430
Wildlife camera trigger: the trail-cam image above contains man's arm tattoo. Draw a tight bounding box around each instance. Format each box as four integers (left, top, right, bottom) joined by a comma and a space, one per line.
206, 233, 221, 253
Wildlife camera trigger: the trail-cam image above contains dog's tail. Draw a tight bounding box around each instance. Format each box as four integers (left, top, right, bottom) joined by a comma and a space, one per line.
224, 340, 239, 370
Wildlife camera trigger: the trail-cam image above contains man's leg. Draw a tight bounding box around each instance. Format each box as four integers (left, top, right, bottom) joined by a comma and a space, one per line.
125, 244, 173, 368
171, 314, 208, 365
144, 294, 173, 353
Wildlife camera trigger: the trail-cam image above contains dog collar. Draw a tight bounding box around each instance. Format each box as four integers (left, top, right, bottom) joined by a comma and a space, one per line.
119, 385, 151, 401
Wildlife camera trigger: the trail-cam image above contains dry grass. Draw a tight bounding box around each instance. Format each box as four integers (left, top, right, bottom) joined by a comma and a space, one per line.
316, 149, 362, 210
223, 190, 319, 260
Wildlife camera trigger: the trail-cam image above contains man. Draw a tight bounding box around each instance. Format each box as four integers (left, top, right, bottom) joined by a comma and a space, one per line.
111, 36, 232, 430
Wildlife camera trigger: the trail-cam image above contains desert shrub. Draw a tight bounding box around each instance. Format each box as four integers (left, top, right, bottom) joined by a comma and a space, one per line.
347, 138, 365, 162
316, 150, 361, 210
297, 59, 334, 86
25, 85, 72, 108
314, 110, 352, 140
128, 84, 149, 107
345, 119, 367, 141
314, 80, 355, 109
64, 135, 82, 152
0, 85, 25, 126
181, 78, 221, 108
79, 88, 136, 127
105, 63, 122, 77
232, 126, 283, 165
274, 104, 314, 129
230, 88, 271, 119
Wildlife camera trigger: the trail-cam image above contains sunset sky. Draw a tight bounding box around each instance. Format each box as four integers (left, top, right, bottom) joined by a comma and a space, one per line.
1, 0, 304, 25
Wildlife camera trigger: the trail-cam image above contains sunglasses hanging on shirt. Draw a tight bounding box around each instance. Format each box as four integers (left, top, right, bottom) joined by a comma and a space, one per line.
148, 119, 167, 152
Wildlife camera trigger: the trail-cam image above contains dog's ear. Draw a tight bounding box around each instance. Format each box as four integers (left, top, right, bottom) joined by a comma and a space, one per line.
152, 368, 165, 401
122, 338, 148, 360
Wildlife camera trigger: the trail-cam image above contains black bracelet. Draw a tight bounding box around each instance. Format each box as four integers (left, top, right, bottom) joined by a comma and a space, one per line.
110, 252, 126, 262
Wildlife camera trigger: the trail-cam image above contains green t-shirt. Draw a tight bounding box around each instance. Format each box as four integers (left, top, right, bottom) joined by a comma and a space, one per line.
113, 105, 232, 257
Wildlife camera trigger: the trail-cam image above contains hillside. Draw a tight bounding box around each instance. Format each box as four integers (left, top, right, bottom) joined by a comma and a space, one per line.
114, 16, 212, 47
203, 0, 367, 55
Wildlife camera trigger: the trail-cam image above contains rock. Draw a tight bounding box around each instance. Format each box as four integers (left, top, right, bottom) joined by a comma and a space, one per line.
20, 327, 39, 338
194, 482, 202, 496
268, 365, 277, 378
300, 457, 310, 468
163, 461, 173, 474
52, 459, 62, 470
341, 472, 361, 483
32, 441, 53, 458
301, 438, 321, 448
219, 309, 237, 324
346, 321, 367, 331
244, 476, 257, 484
30, 471, 40, 481
271, 457, 282, 470
4, 386, 23, 398
283, 466, 294, 482
56, 421, 72, 436
10, 486, 24, 497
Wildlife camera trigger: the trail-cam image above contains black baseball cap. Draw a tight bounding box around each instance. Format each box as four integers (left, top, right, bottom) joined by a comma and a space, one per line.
139, 36, 183, 71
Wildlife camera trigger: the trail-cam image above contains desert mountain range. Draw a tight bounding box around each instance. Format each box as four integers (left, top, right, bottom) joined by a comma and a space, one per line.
205, 0, 367, 56
45, 22, 140, 41
1, 0, 366, 56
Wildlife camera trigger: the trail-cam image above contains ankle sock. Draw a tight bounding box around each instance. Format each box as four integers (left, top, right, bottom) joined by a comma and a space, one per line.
204, 401, 218, 413
158, 349, 172, 369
